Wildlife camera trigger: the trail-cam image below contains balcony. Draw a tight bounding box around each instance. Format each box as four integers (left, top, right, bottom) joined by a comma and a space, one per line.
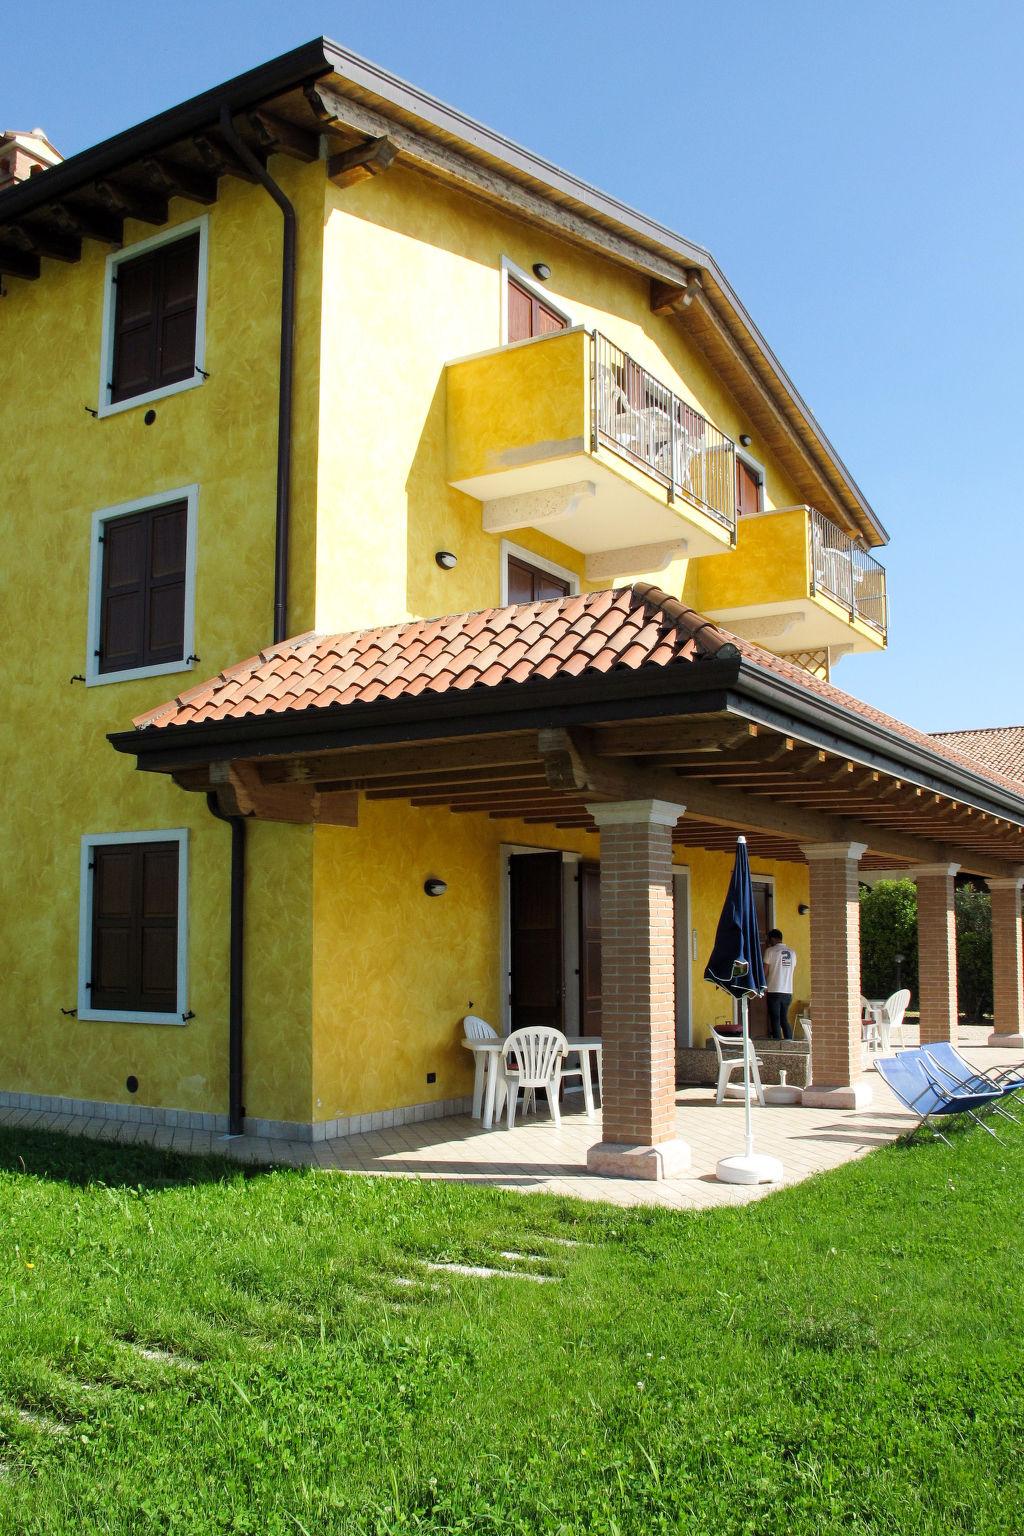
696, 504, 888, 655
446, 328, 736, 574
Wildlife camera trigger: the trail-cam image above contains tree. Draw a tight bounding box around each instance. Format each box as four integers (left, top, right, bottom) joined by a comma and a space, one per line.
955, 884, 993, 1022
859, 880, 918, 1004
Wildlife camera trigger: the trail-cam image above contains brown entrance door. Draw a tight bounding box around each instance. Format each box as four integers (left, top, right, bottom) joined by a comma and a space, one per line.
578, 861, 601, 1036
747, 878, 773, 1037
509, 852, 563, 1031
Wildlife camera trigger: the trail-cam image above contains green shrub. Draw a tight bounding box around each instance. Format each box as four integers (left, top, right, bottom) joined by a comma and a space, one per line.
859, 879, 918, 1003
955, 882, 993, 1021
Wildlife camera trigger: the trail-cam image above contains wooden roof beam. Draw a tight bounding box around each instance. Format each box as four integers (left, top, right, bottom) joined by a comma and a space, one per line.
327, 135, 399, 189
141, 157, 219, 206
95, 178, 168, 226
5, 222, 80, 264
248, 109, 320, 162
0, 244, 40, 279
51, 200, 124, 245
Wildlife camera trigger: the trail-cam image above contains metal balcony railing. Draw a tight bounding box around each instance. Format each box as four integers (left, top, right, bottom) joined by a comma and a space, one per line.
591, 332, 736, 536
809, 506, 888, 636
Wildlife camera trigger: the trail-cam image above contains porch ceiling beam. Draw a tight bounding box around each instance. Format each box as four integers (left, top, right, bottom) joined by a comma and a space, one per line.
140, 156, 219, 206
375, 776, 549, 803
95, 178, 169, 225
6, 222, 81, 264
248, 109, 321, 162
591, 718, 752, 756
257, 735, 541, 784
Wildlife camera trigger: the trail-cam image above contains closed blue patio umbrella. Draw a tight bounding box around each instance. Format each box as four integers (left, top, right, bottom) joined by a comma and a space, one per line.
704, 836, 783, 1185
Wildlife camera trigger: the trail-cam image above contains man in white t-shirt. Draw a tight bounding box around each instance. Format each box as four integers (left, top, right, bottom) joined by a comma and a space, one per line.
762, 928, 797, 1040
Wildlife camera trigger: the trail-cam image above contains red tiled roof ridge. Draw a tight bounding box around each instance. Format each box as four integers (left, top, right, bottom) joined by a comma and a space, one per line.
932, 724, 1024, 739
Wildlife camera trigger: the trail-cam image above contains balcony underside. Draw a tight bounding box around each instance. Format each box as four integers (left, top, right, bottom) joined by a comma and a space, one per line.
452, 449, 733, 571
704, 594, 886, 655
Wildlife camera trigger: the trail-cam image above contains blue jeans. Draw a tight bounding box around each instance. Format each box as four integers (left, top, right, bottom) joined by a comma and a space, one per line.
767, 993, 793, 1041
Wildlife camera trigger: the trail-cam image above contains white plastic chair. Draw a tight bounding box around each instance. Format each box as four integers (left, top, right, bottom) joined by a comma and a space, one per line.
500, 1027, 568, 1129
882, 988, 912, 1048
463, 1015, 499, 1121
710, 1028, 766, 1107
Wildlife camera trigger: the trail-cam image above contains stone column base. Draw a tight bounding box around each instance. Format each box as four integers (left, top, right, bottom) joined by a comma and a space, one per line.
802, 1082, 873, 1110
988, 1032, 1024, 1049
587, 1138, 692, 1181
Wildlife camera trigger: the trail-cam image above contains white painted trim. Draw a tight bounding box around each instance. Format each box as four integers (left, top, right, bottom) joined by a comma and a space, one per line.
78, 829, 189, 1025
85, 485, 199, 687
499, 254, 574, 344
499, 538, 580, 605
673, 866, 693, 1047
96, 215, 210, 419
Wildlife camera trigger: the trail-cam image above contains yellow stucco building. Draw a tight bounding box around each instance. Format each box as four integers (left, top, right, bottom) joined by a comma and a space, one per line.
6, 39, 1018, 1164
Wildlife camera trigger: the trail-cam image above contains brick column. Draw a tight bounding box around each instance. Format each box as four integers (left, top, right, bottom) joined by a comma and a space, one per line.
585, 799, 690, 1180
801, 842, 872, 1109
988, 877, 1024, 1048
913, 864, 959, 1046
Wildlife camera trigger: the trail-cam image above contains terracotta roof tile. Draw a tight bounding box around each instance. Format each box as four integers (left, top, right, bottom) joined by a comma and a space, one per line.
130, 582, 1024, 805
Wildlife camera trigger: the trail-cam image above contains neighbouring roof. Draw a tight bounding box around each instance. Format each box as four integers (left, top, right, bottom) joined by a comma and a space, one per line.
0, 38, 885, 547
130, 585, 1024, 818
931, 727, 1024, 785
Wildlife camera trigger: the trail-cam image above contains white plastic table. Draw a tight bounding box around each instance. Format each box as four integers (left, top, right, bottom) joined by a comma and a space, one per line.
462, 1036, 603, 1130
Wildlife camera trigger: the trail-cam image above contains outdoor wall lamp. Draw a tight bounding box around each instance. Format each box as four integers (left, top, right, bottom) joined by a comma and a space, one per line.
798, 902, 810, 915
435, 550, 458, 570
739, 433, 752, 447
424, 878, 448, 897
532, 262, 551, 281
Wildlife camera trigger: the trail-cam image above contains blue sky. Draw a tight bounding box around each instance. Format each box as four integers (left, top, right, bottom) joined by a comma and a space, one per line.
9, 1, 1022, 731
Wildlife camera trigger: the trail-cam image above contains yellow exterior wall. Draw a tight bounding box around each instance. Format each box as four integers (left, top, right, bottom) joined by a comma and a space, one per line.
695, 507, 810, 612
0, 158, 325, 1124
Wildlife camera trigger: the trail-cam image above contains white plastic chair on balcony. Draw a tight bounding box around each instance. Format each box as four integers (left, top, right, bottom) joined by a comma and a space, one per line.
710, 1028, 766, 1107
463, 1015, 502, 1121
882, 989, 912, 1049
500, 1027, 568, 1129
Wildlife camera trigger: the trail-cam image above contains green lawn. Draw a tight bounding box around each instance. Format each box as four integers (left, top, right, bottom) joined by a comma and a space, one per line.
1, 1123, 1021, 1535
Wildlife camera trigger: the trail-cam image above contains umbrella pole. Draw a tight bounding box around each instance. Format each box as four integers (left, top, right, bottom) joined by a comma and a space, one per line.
741, 995, 754, 1160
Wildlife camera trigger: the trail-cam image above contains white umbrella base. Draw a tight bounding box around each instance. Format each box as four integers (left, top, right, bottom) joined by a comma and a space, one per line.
716, 1153, 784, 1185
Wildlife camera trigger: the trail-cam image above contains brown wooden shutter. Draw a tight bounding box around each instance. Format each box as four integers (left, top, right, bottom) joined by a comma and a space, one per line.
90, 841, 179, 1014
110, 232, 200, 403
507, 275, 568, 343
99, 499, 187, 673
736, 459, 761, 518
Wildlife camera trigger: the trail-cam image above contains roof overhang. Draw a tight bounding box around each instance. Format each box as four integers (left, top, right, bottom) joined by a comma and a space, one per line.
109, 651, 1024, 878
0, 38, 885, 547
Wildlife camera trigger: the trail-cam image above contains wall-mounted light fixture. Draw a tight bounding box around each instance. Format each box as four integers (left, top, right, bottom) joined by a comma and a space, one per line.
797, 902, 810, 916
739, 433, 752, 448
532, 262, 551, 281
435, 550, 458, 570
424, 878, 448, 897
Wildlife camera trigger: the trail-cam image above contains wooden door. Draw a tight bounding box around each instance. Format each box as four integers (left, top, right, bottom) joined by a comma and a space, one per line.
747, 879, 773, 1037
509, 853, 564, 1031
578, 861, 602, 1036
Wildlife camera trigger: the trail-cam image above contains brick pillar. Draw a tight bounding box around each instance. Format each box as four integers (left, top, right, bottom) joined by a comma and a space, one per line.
801, 842, 872, 1109
585, 799, 690, 1180
988, 877, 1024, 1048
914, 864, 959, 1046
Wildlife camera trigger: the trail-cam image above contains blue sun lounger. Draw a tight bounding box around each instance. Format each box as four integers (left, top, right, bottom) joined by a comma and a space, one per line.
918, 1042, 1024, 1123
875, 1051, 1004, 1144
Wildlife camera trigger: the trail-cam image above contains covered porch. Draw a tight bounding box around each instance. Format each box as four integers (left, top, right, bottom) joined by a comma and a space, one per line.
111, 584, 1024, 1176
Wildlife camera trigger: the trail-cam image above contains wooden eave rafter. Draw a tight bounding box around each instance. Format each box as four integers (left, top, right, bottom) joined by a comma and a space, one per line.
147, 710, 1024, 879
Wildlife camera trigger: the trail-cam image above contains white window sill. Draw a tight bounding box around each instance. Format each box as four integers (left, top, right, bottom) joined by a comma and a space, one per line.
97, 372, 205, 420
86, 657, 196, 689
78, 1008, 188, 1027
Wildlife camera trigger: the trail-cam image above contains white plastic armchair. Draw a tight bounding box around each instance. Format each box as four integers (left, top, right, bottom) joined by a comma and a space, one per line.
500, 1027, 568, 1129
710, 1028, 766, 1107
463, 1015, 499, 1121
882, 989, 912, 1049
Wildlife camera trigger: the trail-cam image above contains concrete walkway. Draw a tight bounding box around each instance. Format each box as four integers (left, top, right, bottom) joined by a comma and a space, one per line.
1, 1029, 1018, 1210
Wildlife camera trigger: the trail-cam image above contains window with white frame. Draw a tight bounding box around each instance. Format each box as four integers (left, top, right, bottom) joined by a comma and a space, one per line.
97, 216, 209, 417
78, 830, 189, 1025
86, 486, 198, 685
500, 539, 579, 605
